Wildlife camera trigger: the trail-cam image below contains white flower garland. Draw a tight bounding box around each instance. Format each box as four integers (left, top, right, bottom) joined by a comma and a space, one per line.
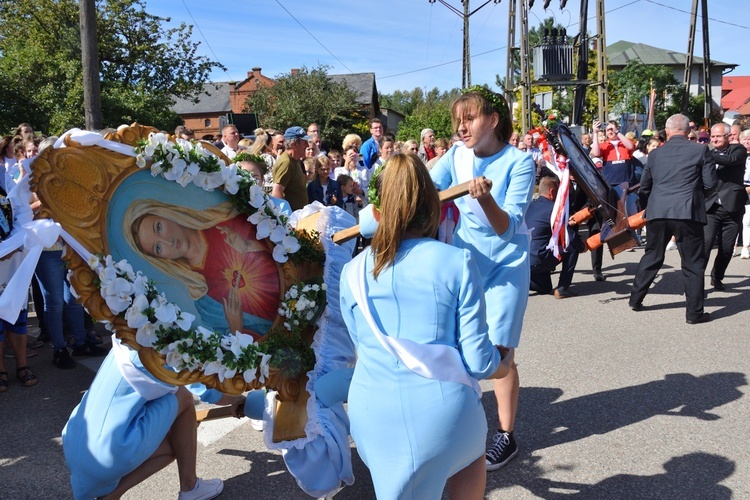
72, 132, 323, 382
134, 132, 300, 263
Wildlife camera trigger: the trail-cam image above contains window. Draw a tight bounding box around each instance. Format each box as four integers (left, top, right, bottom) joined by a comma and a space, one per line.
204, 119, 211, 127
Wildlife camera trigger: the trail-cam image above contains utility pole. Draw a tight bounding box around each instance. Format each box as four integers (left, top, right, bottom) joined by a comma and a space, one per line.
682, 0, 699, 113
428, 0, 501, 88
595, 0, 608, 123
79, 0, 102, 130
504, 0, 517, 110
700, 0, 712, 122
519, 0, 532, 131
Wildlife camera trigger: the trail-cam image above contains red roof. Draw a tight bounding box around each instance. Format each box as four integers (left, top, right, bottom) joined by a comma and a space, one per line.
722, 76, 750, 113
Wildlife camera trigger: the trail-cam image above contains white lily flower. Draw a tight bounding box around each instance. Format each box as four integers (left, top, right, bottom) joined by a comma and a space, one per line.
154, 302, 178, 324
272, 244, 289, 263
269, 224, 287, 244
174, 311, 195, 331
255, 217, 277, 240
97, 266, 117, 285
152, 132, 168, 145
281, 234, 301, 254
258, 353, 272, 383
86, 254, 101, 270
164, 157, 186, 181
144, 143, 156, 157
135, 322, 158, 347
193, 171, 224, 191
243, 368, 258, 383
135, 154, 147, 168
150, 161, 164, 176
125, 294, 150, 329
131, 273, 149, 296
248, 183, 266, 209
103, 277, 134, 313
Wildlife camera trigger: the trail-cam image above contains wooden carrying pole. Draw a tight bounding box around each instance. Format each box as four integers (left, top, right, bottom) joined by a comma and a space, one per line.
331, 180, 473, 244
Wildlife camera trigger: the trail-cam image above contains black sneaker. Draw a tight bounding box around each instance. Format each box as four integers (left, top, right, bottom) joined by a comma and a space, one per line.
53, 348, 76, 369
486, 430, 518, 471
71, 342, 108, 357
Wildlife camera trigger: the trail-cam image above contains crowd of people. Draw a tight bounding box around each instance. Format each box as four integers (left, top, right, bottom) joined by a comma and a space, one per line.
2, 86, 749, 498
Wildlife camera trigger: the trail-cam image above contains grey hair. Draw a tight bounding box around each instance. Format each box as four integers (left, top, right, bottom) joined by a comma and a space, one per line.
739, 129, 750, 141
284, 137, 301, 149
420, 128, 434, 140
665, 114, 690, 134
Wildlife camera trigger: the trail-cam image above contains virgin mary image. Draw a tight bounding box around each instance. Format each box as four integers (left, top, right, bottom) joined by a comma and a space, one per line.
123, 199, 281, 338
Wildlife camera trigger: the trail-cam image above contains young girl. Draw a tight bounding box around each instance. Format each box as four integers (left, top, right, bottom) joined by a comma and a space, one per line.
340, 153, 513, 499
430, 86, 536, 471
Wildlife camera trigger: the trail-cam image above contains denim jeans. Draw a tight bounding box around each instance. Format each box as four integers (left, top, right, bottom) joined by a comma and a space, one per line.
34, 250, 86, 350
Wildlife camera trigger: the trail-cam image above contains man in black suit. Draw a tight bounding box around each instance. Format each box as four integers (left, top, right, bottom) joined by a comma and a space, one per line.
703, 123, 748, 290
527, 176, 583, 299
629, 114, 717, 324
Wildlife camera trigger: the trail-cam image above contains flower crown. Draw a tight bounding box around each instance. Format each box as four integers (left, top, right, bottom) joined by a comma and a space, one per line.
462, 85, 509, 122
367, 163, 386, 209
233, 152, 267, 167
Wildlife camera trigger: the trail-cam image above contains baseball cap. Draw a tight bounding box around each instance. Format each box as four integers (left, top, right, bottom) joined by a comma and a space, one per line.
641, 129, 654, 137
283, 126, 312, 141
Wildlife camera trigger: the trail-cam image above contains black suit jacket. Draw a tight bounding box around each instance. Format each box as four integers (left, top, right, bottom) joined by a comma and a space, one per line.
638, 135, 717, 224
704, 143, 748, 213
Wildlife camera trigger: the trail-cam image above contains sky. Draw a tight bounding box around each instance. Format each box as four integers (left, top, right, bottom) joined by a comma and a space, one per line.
144, 0, 750, 96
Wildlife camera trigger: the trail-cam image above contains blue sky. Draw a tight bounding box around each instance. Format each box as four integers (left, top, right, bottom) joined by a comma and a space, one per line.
145, 0, 749, 95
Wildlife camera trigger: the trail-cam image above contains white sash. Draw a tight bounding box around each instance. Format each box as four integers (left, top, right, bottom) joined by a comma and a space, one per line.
112, 336, 177, 401
454, 145, 492, 228
347, 252, 481, 397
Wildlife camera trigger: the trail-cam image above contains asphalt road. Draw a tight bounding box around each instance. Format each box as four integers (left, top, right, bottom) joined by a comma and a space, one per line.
1, 243, 748, 499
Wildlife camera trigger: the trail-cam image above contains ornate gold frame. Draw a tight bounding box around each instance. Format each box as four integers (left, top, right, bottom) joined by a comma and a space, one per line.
31, 124, 322, 441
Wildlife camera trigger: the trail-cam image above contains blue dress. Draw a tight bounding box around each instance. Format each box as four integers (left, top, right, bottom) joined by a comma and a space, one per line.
62, 344, 222, 499
430, 143, 536, 347
340, 238, 500, 499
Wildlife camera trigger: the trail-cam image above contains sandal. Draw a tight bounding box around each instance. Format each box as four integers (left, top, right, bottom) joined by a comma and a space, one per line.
16, 366, 38, 387
0, 371, 8, 393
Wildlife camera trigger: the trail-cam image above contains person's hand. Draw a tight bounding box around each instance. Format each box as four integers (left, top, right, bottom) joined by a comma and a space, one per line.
355, 195, 363, 207
468, 175, 493, 201
330, 194, 338, 206
223, 284, 242, 334
491, 346, 515, 379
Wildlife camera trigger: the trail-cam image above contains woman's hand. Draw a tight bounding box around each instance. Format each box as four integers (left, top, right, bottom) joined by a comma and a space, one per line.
489, 347, 515, 379
468, 175, 493, 201
223, 284, 243, 334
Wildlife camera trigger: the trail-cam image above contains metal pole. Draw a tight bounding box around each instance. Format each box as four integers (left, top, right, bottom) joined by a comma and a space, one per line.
519, 0, 532, 131
596, 0, 608, 123
701, 0, 712, 121
463, 0, 471, 87
682, 0, 699, 113
505, 0, 517, 109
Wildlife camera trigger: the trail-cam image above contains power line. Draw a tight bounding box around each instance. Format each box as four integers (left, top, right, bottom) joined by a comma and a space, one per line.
274, 0, 353, 73
178, 0, 228, 74
644, 0, 750, 31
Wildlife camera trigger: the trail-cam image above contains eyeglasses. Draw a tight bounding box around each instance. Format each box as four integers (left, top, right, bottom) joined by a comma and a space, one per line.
698, 138, 709, 143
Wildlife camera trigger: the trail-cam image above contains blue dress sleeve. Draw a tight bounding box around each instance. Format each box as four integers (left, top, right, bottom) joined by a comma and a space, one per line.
430, 145, 458, 190
456, 250, 501, 378
496, 152, 536, 242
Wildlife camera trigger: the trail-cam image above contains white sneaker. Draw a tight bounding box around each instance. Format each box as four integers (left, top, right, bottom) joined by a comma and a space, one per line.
666, 241, 678, 251
178, 478, 224, 500
741, 248, 750, 260
251, 418, 266, 431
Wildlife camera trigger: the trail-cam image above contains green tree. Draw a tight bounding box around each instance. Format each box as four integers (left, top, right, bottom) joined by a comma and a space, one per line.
608, 61, 680, 129
245, 65, 363, 149
379, 86, 460, 141
0, 0, 221, 134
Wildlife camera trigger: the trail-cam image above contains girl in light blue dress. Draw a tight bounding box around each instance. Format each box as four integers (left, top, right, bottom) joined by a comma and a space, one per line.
430, 87, 536, 470
340, 154, 514, 499
62, 338, 241, 499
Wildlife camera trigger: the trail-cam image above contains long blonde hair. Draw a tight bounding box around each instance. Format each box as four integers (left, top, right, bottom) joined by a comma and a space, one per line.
370, 153, 440, 279
124, 199, 238, 299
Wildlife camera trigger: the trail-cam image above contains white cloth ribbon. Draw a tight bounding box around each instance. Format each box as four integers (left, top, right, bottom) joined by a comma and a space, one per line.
112, 336, 177, 400
0, 216, 94, 323
54, 128, 137, 157
347, 252, 481, 398
455, 145, 492, 228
